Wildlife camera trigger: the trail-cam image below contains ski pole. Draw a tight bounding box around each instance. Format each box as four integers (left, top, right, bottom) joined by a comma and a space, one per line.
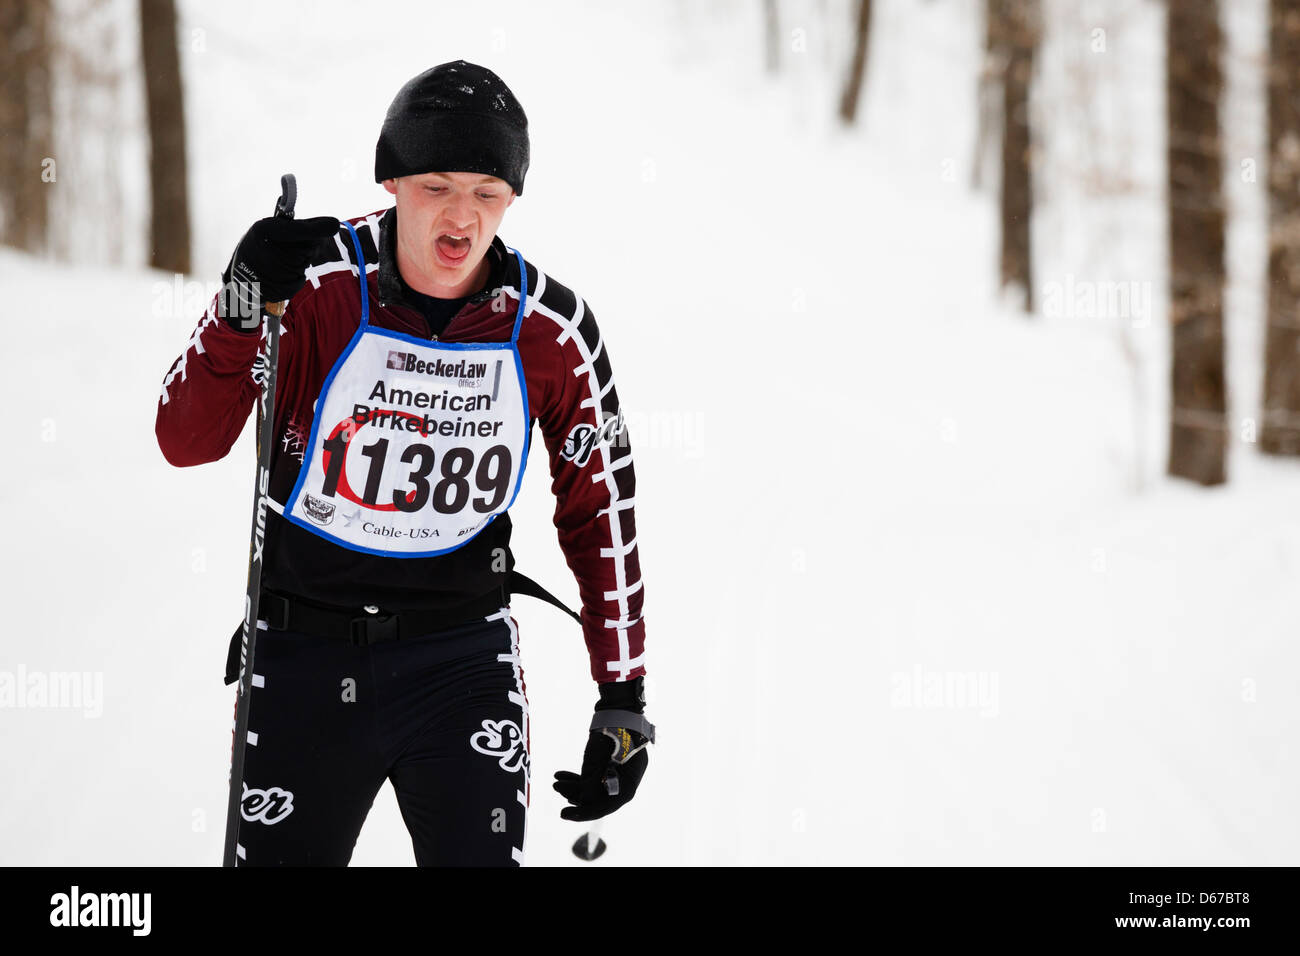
570, 771, 618, 861
572, 820, 607, 861
222, 173, 297, 867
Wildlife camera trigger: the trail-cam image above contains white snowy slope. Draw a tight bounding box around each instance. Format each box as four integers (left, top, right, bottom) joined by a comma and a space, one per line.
1, 0, 1297, 865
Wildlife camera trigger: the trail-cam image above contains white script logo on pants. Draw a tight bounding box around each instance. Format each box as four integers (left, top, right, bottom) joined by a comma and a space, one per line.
241, 783, 295, 824
470, 718, 528, 773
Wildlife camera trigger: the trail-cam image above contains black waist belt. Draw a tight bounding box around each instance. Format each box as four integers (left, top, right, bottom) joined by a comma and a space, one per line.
223, 571, 580, 685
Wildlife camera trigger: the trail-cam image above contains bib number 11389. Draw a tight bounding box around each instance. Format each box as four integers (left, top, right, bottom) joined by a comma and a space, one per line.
319, 429, 513, 516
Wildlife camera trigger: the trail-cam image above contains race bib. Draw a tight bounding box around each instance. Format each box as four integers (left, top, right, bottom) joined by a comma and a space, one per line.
284, 329, 530, 557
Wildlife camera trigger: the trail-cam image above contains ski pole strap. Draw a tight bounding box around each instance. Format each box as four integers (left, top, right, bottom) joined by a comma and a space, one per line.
507, 570, 582, 625
590, 709, 656, 744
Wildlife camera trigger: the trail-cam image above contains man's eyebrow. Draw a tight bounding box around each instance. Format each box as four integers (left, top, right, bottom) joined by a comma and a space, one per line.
418, 173, 504, 186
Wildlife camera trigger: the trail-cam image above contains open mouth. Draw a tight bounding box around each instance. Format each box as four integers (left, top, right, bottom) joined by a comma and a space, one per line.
435, 232, 472, 264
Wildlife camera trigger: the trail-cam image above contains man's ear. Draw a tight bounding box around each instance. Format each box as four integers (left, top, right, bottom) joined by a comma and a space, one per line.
382, 178, 398, 197
507, 191, 516, 208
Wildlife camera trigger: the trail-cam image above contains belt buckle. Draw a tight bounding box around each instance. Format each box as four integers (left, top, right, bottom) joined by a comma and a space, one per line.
350, 605, 400, 645
260, 591, 291, 631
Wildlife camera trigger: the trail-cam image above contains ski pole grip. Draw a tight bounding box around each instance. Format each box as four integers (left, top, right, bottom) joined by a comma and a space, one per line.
265, 172, 298, 317
274, 173, 297, 219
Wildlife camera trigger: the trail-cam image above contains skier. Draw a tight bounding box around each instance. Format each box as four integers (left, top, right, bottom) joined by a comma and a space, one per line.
155, 61, 653, 866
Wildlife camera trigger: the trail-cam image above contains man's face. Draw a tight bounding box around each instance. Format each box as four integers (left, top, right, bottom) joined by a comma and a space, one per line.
382, 171, 515, 298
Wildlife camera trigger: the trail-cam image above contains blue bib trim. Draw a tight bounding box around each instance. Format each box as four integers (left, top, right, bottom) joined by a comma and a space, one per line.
278, 220, 533, 559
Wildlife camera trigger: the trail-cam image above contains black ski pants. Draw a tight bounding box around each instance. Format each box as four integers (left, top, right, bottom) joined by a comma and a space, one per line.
230, 608, 530, 866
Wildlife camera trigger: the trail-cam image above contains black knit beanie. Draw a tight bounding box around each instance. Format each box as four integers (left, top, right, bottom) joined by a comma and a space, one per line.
374, 60, 529, 196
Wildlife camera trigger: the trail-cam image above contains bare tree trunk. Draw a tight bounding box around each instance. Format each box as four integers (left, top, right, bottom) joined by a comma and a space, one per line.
0, 0, 54, 253
140, 0, 190, 275
764, 0, 780, 75
989, 0, 1038, 312
1166, 0, 1227, 485
1260, 0, 1300, 454
972, 2, 1004, 191
838, 0, 873, 124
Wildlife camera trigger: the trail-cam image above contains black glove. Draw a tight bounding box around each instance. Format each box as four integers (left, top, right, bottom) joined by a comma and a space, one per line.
217, 215, 340, 333
553, 676, 656, 822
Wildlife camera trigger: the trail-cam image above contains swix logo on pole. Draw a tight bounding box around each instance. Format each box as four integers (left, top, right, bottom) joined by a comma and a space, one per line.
239, 466, 271, 696
254, 345, 275, 417
251, 466, 270, 566
239, 593, 251, 695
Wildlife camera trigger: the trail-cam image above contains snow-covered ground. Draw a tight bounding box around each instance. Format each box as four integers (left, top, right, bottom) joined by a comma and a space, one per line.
2, 0, 1296, 865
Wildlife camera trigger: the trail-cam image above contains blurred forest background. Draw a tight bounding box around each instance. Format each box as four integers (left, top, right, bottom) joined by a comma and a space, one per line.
5, 0, 1300, 485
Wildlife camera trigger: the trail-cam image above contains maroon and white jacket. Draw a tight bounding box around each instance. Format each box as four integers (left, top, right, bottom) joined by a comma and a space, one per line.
155, 206, 646, 684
